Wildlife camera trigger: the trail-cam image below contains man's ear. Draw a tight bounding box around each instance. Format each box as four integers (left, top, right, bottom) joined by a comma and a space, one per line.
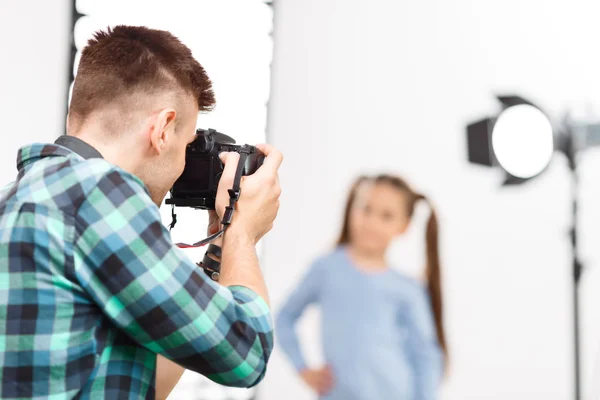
149, 108, 177, 154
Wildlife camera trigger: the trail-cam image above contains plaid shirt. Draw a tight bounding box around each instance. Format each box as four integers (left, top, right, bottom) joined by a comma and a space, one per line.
0, 141, 273, 399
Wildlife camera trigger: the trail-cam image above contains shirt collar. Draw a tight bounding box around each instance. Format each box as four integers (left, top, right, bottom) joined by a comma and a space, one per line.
54, 135, 104, 160
16, 136, 104, 172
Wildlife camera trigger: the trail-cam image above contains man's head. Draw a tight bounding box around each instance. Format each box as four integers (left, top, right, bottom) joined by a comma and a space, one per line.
68, 25, 215, 205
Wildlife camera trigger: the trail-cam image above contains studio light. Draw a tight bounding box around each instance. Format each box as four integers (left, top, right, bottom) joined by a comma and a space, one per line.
466, 95, 555, 184
466, 94, 600, 400
492, 104, 554, 179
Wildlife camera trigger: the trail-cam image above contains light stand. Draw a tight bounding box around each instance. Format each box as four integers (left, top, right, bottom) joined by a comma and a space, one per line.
466, 96, 600, 400
563, 120, 583, 400
555, 118, 600, 400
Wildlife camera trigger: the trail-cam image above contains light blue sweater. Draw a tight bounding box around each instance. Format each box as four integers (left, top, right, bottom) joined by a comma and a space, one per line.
276, 247, 442, 400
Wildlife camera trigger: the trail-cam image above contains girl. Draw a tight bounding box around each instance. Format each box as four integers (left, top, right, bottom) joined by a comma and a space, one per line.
276, 174, 446, 400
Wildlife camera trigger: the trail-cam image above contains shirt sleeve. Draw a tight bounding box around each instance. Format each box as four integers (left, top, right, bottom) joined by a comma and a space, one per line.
73, 168, 273, 388
275, 259, 324, 372
403, 284, 443, 400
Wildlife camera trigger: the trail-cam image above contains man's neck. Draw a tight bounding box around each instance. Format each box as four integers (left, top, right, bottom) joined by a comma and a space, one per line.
69, 131, 141, 177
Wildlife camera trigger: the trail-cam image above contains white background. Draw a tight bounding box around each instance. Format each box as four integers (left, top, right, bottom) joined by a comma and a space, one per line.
262, 1, 600, 400
4, 1, 600, 400
0, 0, 71, 181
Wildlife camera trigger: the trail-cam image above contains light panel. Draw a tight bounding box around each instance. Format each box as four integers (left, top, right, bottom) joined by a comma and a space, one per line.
492, 104, 554, 179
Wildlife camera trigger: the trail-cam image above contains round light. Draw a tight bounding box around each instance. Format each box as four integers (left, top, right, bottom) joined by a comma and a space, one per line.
492, 104, 554, 179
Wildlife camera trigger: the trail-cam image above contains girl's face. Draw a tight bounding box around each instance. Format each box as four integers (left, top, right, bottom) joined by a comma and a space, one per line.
349, 181, 410, 254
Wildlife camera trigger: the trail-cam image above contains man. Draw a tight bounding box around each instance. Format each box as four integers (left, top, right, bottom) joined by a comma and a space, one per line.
0, 25, 282, 399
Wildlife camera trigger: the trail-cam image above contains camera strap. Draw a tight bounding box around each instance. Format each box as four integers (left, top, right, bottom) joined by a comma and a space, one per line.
173, 151, 249, 249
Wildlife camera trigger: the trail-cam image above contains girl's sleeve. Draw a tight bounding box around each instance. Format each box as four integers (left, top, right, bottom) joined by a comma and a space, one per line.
404, 284, 443, 400
275, 259, 325, 372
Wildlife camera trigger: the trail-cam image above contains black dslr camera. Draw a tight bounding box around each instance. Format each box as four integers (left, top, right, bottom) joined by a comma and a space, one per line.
166, 128, 265, 210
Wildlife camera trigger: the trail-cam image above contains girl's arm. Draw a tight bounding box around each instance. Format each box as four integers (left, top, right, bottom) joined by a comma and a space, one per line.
275, 259, 324, 372
404, 285, 443, 400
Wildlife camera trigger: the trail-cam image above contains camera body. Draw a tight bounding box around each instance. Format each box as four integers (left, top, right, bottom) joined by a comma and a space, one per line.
166, 128, 264, 210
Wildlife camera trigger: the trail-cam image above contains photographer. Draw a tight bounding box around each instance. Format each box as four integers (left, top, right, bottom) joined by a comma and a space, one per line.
0, 26, 281, 399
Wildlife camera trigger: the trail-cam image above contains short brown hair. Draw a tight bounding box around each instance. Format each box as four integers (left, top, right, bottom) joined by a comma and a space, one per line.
69, 25, 215, 126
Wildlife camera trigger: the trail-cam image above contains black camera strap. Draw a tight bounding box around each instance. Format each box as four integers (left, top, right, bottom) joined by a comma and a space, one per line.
173, 151, 249, 249
198, 244, 223, 281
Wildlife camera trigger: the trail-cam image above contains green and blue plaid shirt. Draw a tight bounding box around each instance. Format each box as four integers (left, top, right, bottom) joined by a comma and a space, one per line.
0, 140, 273, 399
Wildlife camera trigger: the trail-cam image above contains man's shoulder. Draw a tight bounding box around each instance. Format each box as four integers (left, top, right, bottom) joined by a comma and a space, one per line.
71, 159, 154, 219
73, 158, 149, 198
4, 144, 150, 216
73, 160, 160, 244
50, 156, 149, 211
19, 141, 147, 193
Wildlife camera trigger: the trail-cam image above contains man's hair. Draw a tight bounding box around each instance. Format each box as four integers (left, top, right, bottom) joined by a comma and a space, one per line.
69, 25, 215, 128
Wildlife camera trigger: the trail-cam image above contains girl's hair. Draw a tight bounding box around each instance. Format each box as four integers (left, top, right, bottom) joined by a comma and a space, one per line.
336, 174, 448, 362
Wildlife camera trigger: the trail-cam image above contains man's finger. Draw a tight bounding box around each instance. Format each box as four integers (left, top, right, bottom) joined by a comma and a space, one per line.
215, 152, 240, 217
207, 210, 219, 234
255, 144, 283, 171
218, 152, 240, 189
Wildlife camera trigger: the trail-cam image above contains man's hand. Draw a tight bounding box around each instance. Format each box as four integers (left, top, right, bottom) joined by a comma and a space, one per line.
212, 144, 283, 306
215, 144, 283, 245
207, 210, 219, 235
300, 366, 335, 396
207, 210, 223, 248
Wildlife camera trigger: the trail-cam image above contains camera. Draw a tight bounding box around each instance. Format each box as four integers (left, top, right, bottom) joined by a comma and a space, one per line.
166, 128, 265, 210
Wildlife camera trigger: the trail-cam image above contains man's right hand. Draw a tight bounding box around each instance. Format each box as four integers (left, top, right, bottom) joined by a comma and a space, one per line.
216, 144, 283, 244
214, 144, 282, 306
300, 366, 335, 396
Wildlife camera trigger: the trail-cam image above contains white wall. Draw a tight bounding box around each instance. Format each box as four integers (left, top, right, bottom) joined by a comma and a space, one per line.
262, 1, 600, 400
5, 1, 600, 400
0, 0, 70, 184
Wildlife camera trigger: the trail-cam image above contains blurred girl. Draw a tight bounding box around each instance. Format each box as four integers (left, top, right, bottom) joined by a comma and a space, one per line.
276, 175, 446, 400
